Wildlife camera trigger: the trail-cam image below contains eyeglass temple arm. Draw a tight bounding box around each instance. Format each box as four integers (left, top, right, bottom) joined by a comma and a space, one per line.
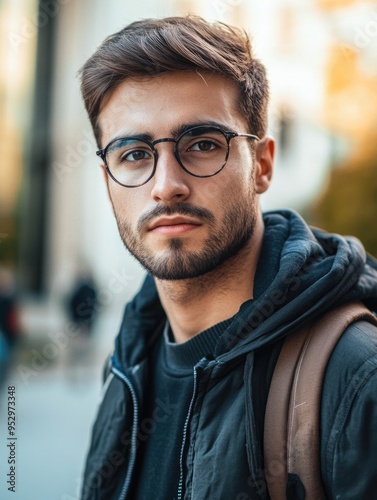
235, 132, 260, 141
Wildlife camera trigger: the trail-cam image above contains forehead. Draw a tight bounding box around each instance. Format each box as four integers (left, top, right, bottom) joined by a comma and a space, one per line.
97, 71, 248, 147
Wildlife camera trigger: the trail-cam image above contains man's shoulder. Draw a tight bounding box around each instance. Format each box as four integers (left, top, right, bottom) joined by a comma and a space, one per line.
322, 318, 377, 398
321, 317, 377, 431
320, 318, 377, 493
328, 318, 377, 371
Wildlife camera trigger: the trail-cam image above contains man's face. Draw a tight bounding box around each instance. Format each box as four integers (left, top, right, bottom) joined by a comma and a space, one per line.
98, 72, 271, 280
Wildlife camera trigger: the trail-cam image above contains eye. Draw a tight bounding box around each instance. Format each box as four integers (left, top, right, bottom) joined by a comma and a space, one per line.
123, 149, 152, 162
189, 140, 217, 152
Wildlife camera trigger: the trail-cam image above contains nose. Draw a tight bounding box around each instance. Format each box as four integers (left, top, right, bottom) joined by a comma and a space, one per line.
150, 143, 191, 203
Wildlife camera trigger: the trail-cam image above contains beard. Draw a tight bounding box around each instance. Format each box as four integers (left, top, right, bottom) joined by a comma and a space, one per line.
113, 197, 257, 281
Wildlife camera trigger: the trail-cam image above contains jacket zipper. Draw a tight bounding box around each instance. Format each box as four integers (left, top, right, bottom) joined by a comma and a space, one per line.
112, 365, 139, 500
177, 366, 199, 500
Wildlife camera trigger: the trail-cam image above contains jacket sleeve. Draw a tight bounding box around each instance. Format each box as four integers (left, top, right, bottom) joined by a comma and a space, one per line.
321, 321, 377, 498
328, 370, 377, 498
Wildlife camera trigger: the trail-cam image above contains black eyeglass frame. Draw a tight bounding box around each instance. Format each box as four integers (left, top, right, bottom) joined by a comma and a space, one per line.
96, 125, 260, 188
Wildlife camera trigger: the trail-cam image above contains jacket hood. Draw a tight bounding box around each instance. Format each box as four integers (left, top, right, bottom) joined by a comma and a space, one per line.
114, 209, 377, 369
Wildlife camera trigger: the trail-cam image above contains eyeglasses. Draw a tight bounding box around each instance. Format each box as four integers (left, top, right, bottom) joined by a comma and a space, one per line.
96, 125, 260, 188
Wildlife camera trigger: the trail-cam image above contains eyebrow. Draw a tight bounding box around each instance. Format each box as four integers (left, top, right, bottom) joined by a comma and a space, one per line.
106, 120, 235, 146
171, 120, 235, 137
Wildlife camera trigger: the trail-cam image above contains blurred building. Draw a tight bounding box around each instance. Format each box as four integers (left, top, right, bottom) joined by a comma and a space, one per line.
1, 0, 377, 307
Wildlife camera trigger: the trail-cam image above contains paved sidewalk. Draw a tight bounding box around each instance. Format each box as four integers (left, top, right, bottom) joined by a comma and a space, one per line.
0, 311, 117, 500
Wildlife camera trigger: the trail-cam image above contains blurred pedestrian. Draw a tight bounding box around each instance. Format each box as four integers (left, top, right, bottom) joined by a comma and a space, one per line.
65, 268, 98, 382
0, 267, 20, 386
67, 271, 98, 338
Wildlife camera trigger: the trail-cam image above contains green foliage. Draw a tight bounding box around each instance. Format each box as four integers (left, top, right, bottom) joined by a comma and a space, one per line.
311, 153, 377, 258
0, 214, 18, 265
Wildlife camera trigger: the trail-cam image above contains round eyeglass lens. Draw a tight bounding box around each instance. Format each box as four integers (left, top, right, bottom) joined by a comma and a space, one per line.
106, 138, 155, 186
177, 127, 229, 177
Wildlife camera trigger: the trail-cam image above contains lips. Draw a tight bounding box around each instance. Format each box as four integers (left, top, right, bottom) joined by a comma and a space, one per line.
149, 216, 200, 229
148, 216, 202, 235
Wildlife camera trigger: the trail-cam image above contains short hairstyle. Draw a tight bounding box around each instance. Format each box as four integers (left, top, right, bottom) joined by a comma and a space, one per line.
79, 15, 269, 146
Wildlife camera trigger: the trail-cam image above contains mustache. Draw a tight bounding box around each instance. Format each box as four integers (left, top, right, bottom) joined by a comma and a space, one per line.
137, 202, 215, 232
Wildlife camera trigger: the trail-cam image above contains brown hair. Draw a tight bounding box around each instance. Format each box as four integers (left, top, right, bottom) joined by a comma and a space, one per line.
79, 15, 269, 146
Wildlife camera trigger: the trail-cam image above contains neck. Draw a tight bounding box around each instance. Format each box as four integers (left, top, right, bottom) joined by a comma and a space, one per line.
155, 212, 264, 344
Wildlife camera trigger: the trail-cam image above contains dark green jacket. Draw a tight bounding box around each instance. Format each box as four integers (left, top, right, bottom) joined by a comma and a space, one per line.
81, 210, 377, 499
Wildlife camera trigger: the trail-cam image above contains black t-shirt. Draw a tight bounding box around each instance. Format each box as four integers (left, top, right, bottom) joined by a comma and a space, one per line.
130, 318, 233, 499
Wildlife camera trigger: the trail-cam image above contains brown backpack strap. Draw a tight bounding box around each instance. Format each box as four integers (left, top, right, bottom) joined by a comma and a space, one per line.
264, 301, 377, 499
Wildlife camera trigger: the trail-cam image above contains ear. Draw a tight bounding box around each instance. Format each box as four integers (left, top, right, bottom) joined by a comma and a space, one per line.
254, 137, 275, 194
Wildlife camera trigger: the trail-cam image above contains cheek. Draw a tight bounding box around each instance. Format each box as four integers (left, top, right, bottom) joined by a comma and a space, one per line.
199, 178, 238, 214
108, 185, 139, 219
231, 145, 255, 181
219, 164, 254, 200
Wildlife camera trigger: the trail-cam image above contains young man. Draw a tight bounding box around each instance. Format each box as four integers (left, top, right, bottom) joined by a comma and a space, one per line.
79, 16, 377, 499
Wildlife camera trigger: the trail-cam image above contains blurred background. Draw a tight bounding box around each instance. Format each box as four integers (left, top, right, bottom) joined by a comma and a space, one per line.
1, 0, 377, 498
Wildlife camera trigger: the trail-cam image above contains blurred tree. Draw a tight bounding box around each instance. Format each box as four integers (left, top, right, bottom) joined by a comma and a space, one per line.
312, 148, 377, 258
311, 16, 377, 260
0, 215, 18, 266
